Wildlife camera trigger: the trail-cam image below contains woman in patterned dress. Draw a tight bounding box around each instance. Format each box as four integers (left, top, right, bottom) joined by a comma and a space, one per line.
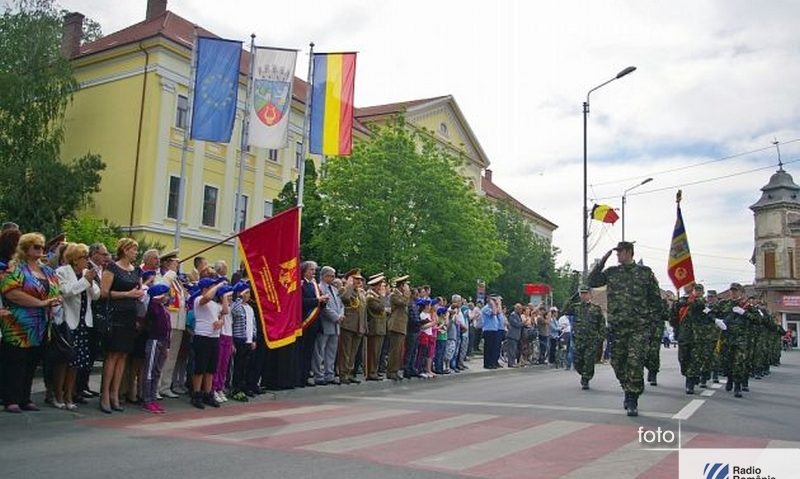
54, 243, 101, 410
0, 233, 61, 413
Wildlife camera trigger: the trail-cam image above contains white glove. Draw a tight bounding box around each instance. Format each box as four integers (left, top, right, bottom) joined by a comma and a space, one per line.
714, 318, 727, 330
703, 307, 711, 314
732, 306, 745, 315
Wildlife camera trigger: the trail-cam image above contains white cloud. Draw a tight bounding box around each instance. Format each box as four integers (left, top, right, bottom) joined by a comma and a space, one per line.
58, 0, 800, 289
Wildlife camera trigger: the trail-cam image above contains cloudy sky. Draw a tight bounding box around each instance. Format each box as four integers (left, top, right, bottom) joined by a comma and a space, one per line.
59, 0, 800, 291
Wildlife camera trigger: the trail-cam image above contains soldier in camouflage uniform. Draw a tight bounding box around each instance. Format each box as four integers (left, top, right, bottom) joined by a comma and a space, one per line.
671, 283, 713, 394
717, 283, 756, 398
588, 241, 663, 417
644, 299, 667, 386
565, 285, 606, 390
706, 290, 725, 383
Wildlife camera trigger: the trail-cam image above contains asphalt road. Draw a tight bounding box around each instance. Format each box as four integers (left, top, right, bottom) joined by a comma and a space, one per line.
2, 346, 798, 479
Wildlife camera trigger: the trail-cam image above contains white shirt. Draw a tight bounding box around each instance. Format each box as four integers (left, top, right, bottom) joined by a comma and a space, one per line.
243, 303, 256, 343
558, 315, 572, 334
194, 296, 222, 338
221, 311, 233, 336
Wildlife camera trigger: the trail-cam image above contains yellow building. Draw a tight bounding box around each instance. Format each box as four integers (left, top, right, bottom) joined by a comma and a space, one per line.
60, 0, 555, 264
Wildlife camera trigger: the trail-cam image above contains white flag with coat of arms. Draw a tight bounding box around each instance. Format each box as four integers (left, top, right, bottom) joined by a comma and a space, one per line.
247, 47, 297, 149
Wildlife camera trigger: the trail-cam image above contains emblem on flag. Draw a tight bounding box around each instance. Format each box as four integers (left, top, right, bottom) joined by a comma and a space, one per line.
248, 47, 298, 149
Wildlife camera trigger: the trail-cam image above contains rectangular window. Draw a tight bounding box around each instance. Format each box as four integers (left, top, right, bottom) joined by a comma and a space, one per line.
167, 176, 181, 219
176, 95, 189, 129
295, 142, 303, 169
268, 149, 278, 162
765, 251, 776, 279
233, 193, 248, 231
790, 249, 796, 279
202, 185, 218, 227
263, 200, 273, 219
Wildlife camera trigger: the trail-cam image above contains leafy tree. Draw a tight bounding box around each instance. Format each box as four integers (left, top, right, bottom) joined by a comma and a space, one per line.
63, 214, 120, 250
312, 119, 504, 294
274, 158, 323, 260
0, 0, 106, 237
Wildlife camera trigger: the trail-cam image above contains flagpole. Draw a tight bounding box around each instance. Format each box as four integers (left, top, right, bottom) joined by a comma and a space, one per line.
232, 34, 256, 272
296, 42, 315, 209
174, 28, 199, 249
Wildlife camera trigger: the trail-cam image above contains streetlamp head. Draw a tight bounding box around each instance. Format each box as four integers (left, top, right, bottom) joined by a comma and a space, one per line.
641, 177, 653, 186
616, 66, 637, 79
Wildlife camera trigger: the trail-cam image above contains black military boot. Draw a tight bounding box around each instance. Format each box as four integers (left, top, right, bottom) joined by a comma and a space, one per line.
699, 377, 708, 388
649, 371, 658, 386
725, 377, 734, 391
712, 371, 720, 383
754, 369, 762, 380
742, 379, 749, 392
685, 377, 695, 395
623, 392, 630, 410
626, 394, 639, 417
581, 378, 589, 390
734, 382, 743, 398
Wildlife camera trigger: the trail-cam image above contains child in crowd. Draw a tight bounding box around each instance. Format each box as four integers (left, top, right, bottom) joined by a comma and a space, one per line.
191, 278, 230, 409
417, 299, 435, 378
230, 282, 255, 401
141, 284, 171, 414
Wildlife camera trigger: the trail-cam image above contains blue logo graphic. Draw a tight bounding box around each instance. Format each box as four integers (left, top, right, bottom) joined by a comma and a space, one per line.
703, 463, 729, 479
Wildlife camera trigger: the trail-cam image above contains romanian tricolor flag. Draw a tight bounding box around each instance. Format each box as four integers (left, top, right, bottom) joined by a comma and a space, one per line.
668, 190, 695, 290
238, 207, 302, 348
591, 204, 619, 224
310, 52, 357, 156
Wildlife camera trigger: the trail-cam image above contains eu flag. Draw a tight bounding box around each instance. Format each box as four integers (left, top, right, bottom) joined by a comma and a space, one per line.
190, 37, 243, 143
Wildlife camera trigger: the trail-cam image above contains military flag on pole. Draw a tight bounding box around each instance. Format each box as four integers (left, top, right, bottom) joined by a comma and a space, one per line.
238, 207, 302, 348
190, 37, 243, 143
668, 190, 695, 290
309, 52, 357, 156
247, 47, 298, 148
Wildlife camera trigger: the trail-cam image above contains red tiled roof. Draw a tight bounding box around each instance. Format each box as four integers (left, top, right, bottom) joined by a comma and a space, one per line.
355, 96, 449, 120
481, 176, 558, 230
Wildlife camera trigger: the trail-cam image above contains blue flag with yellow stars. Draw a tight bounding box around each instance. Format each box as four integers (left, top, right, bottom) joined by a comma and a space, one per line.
190, 37, 242, 143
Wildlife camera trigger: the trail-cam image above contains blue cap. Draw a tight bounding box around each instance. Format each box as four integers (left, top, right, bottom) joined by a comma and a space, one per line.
142, 270, 157, 280
415, 298, 431, 307
431, 298, 440, 307
0, 261, 7, 272
436, 306, 448, 315
233, 281, 250, 294
198, 277, 223, 290
147, 284, 170, 297
215, 285, 234, 299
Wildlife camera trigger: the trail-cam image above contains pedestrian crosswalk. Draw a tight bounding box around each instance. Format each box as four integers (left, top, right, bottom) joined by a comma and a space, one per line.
89, 401, 799, 479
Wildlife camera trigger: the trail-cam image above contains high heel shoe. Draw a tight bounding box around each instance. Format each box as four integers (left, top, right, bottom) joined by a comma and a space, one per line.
99, 402, 112, 414
111, 401, 125, 412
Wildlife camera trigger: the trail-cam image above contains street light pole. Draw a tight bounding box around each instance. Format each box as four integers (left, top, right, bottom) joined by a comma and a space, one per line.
582, 66, 637, 281
621, 177, 653, 241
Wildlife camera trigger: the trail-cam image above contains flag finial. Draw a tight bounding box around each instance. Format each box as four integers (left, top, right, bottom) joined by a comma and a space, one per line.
676, 190, 682, 204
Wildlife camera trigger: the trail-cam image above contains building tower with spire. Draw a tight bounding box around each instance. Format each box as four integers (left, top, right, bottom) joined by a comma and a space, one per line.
750, 164, 800, 339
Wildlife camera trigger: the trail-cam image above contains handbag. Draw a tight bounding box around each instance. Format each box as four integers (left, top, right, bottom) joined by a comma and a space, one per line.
47, 320, 75, 364
93, 298, 115, 339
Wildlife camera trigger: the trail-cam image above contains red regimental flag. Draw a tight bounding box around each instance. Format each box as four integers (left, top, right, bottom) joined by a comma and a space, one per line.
238, 207, 302, 348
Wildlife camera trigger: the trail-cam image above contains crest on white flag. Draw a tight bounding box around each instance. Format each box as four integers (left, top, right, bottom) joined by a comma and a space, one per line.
248, 47, 297, 149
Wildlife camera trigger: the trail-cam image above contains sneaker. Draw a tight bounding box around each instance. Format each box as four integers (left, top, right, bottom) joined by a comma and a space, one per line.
203, 393, 221, 408
52, 401, 67, 410
161, 390, 179, 399
153, 403, 166, 414
190, 394, 205, 410
65, 402, 78, 411
219, 391, 228, 402
213, 391, 223, 403
155, 392, 164, 401
142, 402, 160, 414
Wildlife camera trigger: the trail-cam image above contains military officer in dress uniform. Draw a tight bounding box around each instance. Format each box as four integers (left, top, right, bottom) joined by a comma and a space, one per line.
365, 275, 388, 381
339, 268, 367, 384
386, 275, 411, 380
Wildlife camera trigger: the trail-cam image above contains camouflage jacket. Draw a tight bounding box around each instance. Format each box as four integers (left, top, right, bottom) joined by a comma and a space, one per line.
565, 300, 606, 343
587, 262, 662, 328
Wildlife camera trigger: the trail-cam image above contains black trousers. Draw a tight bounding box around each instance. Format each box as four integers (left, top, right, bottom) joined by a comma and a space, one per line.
1, 344, 42, 406
404, 331, 419, 375
247, 339, 267, 393
297, 321, 320, 386
483, 331, 501, 368
232, 339, 252, 393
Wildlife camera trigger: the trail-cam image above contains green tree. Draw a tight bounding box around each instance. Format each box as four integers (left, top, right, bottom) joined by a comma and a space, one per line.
312, 119, 504, 294
63, 214, 120, 250
274, 158, 323, 260
0, 0, 105, 237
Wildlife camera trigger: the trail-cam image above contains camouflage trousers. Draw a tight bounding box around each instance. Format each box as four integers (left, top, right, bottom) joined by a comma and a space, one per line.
724, 338, 751, 383
610, 323, 648, 395
644, 335, 660, 374
573, 339, 600, 381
